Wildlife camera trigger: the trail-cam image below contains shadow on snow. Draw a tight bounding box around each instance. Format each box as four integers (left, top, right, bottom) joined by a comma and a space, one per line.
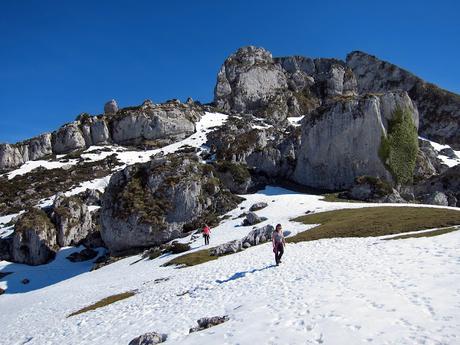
0, 246, 104, 294
216, 264, 276, 284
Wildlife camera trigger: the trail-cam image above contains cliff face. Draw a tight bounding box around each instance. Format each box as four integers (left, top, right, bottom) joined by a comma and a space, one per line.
293, 91, 419, 190
347, 51, 460, 149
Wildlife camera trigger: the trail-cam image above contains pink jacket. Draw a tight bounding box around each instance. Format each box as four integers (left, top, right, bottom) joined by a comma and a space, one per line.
203, 226, 211, 235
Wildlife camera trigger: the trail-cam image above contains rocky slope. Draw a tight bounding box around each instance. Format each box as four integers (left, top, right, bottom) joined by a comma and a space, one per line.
0, 99, 203, 171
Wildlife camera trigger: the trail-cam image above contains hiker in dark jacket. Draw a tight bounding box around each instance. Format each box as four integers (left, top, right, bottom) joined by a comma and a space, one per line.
203, 224, 211, 245
272, 224, 286, 266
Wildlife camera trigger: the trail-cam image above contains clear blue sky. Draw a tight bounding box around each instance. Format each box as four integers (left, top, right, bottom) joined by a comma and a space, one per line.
1, 0, 459, 143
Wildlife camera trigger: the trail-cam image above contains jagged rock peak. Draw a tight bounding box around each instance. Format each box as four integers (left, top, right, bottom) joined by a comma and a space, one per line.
104, 99, 119, 115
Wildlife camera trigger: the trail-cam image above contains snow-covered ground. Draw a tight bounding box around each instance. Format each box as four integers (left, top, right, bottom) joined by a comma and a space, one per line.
1, 186, 460, 345
419, 137, 460, 167
1, 113, 460, 344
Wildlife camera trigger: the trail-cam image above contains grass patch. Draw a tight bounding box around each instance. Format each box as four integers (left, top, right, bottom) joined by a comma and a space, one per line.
67, 291, 136, 317
384, 227, 459, 240
163, 249, 217, 267
288, 207, 460, 243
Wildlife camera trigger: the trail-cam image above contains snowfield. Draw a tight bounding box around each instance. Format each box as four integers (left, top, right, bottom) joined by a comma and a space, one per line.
1, 187, 460, 345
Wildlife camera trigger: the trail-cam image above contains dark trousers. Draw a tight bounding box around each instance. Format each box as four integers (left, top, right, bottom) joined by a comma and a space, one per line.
204, 234, 210, 245
274, 243, 284, 264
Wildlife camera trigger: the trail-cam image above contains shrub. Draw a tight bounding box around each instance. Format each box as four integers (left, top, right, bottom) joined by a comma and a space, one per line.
379, 107, 418, 185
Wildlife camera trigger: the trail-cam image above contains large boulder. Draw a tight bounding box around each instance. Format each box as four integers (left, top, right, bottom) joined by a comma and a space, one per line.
128, 332, 166, 345
347, 51, 460, 149
10, 208, 58, 265
100, 153, 241, 255
0, 144, 24, 170
293, 91, 419, 190
104, 99, 118, 115
52, 122, 86, 154
51, 193, 94, 247
415, 165, 460, 207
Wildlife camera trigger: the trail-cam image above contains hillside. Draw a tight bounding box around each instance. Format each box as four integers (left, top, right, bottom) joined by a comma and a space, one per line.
1, 46, 460, 345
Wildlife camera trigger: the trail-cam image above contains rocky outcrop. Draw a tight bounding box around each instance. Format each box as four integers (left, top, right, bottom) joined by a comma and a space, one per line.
189, 316, 229, 333
415, 165, 460, 207
211, 224, 274, 255
104, 99, 118, 115
128, 332, 166, 345
100, 153, 241, 255
51, 193, 94, 247
347, 51, 460, 149
207, 115, 301, 183
214, 46, 357, 124
0, 101, 203, 171
10, 208, 58, 265
293, 91, 419, 190
345, 176, 405, 203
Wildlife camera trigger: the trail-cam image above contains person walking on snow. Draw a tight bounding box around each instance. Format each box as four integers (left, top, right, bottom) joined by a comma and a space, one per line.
272, 224, 286, 266
203, 224, 211, 245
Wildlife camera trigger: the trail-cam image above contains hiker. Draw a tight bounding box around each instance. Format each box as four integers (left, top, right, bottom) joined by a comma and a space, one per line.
272, 224, 286, 266
203, 224, 211, 245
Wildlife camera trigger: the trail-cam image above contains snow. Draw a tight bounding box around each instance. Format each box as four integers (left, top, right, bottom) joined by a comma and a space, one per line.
5, 160, 79, 179
287, 116, 305, 127
1, 186, 460, 345
419, 137, 460, 167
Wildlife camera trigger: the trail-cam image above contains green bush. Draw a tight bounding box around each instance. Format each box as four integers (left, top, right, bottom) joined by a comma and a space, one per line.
379, 107, 418, 185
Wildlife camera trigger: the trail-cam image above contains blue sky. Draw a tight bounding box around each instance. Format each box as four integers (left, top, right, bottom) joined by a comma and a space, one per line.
1, 0, 459, 143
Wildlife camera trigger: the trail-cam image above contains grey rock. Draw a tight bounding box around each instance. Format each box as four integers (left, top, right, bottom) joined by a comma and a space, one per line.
423, 191, 449, 206
90, 119, 111, 145
111, 107, 196, 145
128, 332, 166, 345
439, 147, 457, 159
293, 91, 418, 190
100, 153, 240, 255
53, 122, 86, 154
415, 166, 460, 205
243, 212, 263, 226
210, 239, 242, 256
347, 51, 460, 149
104, 99, 118, 115
189, 316, 229, 333
249, 202, 268, 211
241, 224, 274, 246
11, 208, 58, 265
52, 194, 94, 247
0, 144, 24, 170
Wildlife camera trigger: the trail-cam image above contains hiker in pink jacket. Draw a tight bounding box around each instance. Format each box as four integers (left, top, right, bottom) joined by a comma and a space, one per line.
203, 224, 211, 245
272, 224, 286, 266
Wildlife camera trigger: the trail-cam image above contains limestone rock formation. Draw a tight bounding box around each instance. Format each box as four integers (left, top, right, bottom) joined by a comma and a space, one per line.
347, 51, 460, 149
100, 153, 241, 255
51, 193, 94, 247
293, 91, 419, 190
128, 332, 166, 345
104, 99, 118, 115
10, 208, 58, 265
214, 46, 357, 123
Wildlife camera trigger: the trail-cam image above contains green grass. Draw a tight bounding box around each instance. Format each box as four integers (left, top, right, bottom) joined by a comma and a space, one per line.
163, 249, 217, 267
384, 227, 459, 240
67, 291, 136, 317
165, 206, 460, 268
379, 107, 418, 185
288, 207, 460, 243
